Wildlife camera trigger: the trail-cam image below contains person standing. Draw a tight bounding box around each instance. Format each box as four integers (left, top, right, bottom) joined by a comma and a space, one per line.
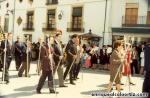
131, 46, 139, 74
14, 36, 24, 71
36, 37, 56, 94
142, 43, 150, 98
63, 34, 78, 85
107, 40, 124, 92
73, 38, 83, 80
53, 32, 67, 87
1, 33, 13, 84
18, 40, 32, 77
122, 43, 135, 85
140, 44, 145, 75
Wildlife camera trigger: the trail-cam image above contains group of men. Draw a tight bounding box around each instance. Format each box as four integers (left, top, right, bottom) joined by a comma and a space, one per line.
0, 31, 83, 94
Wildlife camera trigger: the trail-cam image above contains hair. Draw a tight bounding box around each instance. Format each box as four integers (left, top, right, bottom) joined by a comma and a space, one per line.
55, 33, 62, 37
114, 40, 122, 49
71, 34, 78, 39
7, 33, 12, 37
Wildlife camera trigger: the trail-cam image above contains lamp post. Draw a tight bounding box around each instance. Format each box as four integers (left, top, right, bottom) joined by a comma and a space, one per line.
102, 0, 108, 46
5, 0, 16, 41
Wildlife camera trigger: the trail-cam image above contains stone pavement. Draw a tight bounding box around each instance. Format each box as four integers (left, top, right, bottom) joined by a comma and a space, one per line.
0, 60, 145, 98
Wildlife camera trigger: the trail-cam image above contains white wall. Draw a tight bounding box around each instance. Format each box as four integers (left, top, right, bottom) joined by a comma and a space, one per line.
1, 0, 148, 45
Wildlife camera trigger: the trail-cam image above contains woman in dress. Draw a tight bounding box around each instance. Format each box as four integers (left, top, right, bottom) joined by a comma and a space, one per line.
140, 44, 145, 75
107, 40, 124, 92
122, 43, 135, 85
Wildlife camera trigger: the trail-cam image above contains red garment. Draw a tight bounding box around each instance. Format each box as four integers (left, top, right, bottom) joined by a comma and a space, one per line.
123, 50, 131, 76
84, 56, 91, 68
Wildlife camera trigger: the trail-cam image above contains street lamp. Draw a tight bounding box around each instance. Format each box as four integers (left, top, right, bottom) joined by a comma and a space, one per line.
58, 10, 63, 20
102, 0, 108, 46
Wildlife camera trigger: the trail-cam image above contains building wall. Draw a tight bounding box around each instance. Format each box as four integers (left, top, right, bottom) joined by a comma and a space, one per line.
0, 0, 149, 45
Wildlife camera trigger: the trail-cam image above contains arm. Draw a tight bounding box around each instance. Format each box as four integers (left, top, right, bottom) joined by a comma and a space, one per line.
110, 50, 123, 66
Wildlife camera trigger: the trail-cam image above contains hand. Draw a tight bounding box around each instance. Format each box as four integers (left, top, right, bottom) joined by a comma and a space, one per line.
59, 56, 63, 60
73, 55, 77, 59
4, 48, 7, 52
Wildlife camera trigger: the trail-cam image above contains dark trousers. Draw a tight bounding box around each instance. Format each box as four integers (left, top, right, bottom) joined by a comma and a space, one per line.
73, 62, 81, 79
131, 59, 139, 74
18, 61, 30, 77
64, 61, 75, 83
143, 71, 150, 98
15, 55, 22, 70
37, 70, 54, 91
2, 57, 12, 82
0, 56, 3, 70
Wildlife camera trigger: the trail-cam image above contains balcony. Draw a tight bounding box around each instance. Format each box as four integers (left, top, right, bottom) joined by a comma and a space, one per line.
42, 23, 56, 32
122, 16, 150, 27
46, 0, 58, 5
67, 22, 84, 33
23, 23, 34, 31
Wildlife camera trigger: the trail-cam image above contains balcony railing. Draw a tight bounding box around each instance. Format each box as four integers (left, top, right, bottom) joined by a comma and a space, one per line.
23, 23, 34, 31
67, 22, 84, 33
42, 23, 56, 32
122, 16, 150, 27
46, 0, 58, 5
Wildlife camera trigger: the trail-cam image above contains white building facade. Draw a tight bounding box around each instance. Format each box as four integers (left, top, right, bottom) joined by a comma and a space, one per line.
0, 0, 150, 45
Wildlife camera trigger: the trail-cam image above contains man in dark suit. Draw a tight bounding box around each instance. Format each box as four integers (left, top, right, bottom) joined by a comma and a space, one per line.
18, 40, 32, 77
0, 40, 3, 71
14, 36, 24, 70
63, 34, 78, 85
1, 33, 13, 84
53, 33, 67, 87
143, 43, 150, 97
35, 38, 42, 74
36, 37, 56, 94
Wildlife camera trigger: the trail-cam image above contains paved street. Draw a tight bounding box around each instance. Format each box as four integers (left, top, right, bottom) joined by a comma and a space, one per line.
0, 60, 144, 98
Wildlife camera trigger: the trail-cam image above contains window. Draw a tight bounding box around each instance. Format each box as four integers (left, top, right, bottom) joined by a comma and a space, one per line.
47, 10, 55, 30
4, 18, 9, 32
46, 0, 58, 5
6, 3, 9, 8
19, 0, 23, 3
72, 7, 82, 31
27, 11, 34, 30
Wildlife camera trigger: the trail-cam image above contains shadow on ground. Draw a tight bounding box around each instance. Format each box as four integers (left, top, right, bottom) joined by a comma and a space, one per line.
1, 92, 34, 98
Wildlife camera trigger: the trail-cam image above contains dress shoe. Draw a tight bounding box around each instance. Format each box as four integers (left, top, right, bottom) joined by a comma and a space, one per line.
18, 74, 22, 77
50, 90, 59, 94
59, 85, 68, 87
5, 80, 9, 84
116, 87, 123, 90
36, 89, 41, 94
130, 82, 135, 85
120, 83, 124, 85
70, 82, 76, 85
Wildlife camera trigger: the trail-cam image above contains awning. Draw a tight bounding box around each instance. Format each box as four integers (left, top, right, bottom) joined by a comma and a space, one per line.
112, 27, 150, 34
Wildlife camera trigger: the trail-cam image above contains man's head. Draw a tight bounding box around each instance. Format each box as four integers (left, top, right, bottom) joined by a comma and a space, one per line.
17, 36, 21, 41
55, 33, 62, 42
7, 33, 12, 40
71, 34, 78, 43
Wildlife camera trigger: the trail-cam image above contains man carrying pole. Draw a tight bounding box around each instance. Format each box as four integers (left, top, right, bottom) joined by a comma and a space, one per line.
36, 36, 57, 94
18, 36, 31, 77
1, 33, 13, 84
63, 34, 78, 85
53, 31, 67, 87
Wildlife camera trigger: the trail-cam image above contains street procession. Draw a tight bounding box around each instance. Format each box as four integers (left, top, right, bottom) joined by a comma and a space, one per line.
0, 0, 150, 98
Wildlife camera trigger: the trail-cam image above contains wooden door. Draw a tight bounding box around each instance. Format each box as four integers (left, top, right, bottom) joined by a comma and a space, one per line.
125, 8, 138, 26
147, 11, 150, 24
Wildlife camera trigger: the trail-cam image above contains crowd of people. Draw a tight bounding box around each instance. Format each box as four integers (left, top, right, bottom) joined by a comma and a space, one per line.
0, 31, 149, 97
0, 31, 84, 94
81, 42, 146, 76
